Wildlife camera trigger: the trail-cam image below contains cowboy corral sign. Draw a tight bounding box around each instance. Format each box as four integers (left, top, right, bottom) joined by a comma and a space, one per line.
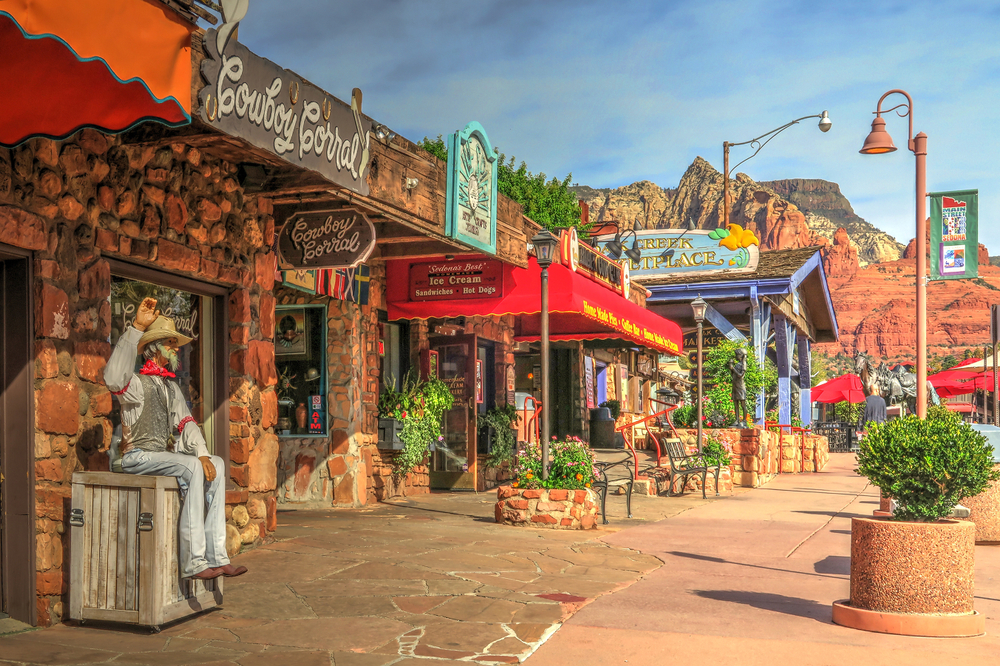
592, 227, 760, 280
277, 208, 376, 270
199, 28, 372, 196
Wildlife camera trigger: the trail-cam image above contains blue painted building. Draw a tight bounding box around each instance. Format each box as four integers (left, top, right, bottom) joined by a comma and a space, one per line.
641, 246, 839, 426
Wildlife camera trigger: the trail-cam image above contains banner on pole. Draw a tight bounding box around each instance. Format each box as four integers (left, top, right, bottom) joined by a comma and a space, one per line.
930, 189, 978, 280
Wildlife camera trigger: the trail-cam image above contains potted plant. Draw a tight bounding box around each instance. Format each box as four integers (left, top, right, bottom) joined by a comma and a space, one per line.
495, 437, 601, 529
598, 399, 621, 421
478, 404, 520, 469
377, 371, 454, 475
832, 411, 1000, 637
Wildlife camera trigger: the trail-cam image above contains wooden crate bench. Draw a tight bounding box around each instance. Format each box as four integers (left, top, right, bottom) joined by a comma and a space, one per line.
69, 471, 223, 629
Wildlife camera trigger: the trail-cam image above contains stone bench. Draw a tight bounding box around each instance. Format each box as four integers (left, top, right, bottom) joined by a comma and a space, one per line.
69, 471, 222, 630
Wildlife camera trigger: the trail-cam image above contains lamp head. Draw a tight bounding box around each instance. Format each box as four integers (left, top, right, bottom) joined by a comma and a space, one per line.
691, 294, 708, 324
531, 229, 560, 268
859, 116, 897, 154
818, 110, 832, 133
624, 238, 642, 264
605, 232, 624, 260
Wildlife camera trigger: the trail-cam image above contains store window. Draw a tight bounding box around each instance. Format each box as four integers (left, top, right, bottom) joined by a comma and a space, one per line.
378, 317, 409, 392
275, 305, 327, 436
110, 275, 218, 452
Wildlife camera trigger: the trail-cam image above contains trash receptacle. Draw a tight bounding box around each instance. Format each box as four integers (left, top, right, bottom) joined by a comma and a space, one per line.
590, 407, 619, 449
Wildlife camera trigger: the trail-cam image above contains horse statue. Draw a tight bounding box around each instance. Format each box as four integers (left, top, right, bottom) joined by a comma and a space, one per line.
855, 350, 939, 414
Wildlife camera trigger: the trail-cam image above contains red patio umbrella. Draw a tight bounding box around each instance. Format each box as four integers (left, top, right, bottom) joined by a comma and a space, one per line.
812, 373, 866, 404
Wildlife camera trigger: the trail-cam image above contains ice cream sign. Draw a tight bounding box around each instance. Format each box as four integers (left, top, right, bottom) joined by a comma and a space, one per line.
592, 225, 760, 280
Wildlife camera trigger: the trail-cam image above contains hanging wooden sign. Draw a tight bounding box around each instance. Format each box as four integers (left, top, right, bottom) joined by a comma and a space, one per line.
277, 208, 376, 270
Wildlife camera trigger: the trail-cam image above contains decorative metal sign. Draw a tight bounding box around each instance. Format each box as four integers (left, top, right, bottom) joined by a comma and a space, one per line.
277, 208, 375, 270
446, 122, 498, 255
199, 29, 372, 196
930, 189, 979, 280
592, 227, 760, 280
560, 229, 626, 295
408, 258, 504, 301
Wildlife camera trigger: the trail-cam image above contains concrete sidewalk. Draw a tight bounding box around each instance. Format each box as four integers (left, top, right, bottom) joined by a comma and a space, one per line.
527, 453, 1000, 665
5, 454, 998, 665
0, 474, 707, 665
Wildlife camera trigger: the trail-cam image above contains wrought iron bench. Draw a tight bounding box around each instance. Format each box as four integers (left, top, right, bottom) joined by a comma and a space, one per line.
592, 454, 635, 524
663, 440, 720, 499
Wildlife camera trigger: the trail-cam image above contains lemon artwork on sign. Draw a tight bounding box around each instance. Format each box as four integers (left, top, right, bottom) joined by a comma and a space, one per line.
708, 223, 760, 268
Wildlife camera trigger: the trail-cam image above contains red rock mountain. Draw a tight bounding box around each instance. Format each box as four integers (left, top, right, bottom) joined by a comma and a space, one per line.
572, 159, 999, 362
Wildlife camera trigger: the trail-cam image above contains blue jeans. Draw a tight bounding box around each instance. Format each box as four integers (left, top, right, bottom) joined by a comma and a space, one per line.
121, 449, 230, 577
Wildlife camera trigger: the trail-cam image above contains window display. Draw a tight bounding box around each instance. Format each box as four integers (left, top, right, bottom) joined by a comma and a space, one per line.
275, 306, 326, 436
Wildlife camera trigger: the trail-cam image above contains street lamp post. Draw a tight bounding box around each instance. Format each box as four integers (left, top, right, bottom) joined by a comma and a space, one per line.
692, 295, 708, 453
859, 90, 927, 418
723, 111, 832, 227
532, 229, 560, 479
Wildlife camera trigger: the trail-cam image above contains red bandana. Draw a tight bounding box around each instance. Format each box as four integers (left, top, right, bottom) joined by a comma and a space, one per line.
140, 359, 176, 379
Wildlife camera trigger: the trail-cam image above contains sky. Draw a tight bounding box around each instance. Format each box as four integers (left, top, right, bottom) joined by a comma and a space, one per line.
236, 0, 1000, 252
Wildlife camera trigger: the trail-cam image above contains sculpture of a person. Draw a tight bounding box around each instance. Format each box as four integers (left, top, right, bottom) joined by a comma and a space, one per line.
104, 297, 247, 581
728, 348, 749, 426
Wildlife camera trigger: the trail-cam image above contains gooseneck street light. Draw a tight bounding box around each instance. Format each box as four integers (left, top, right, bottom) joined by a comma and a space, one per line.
691, 294, 708, 453
859, 89, 927, 418
603, 219, 643, 264
723, 111, 832, 227
532, 228, 560, 479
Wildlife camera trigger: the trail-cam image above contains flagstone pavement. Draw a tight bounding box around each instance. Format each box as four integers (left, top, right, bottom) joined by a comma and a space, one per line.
0, 465, 711, 665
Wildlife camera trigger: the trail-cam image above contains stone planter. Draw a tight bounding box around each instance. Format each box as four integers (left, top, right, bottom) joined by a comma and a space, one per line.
960, 464, 1000, 544
377, 418, 404, 450
832, 516, 984, 637
495, 486, 599, 529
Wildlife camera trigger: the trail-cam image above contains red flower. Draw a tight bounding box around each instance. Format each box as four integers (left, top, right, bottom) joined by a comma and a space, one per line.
401, 411, 408, 419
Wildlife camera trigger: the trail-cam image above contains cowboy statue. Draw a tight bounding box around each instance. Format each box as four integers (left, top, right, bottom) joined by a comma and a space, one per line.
104, 297, 247, 581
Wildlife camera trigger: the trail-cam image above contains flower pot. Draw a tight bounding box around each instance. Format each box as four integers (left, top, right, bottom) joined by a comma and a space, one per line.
377, 418, 404, 450
494, 485, 599, 529
831, 516, 983, 637
960, 463, 1000, 544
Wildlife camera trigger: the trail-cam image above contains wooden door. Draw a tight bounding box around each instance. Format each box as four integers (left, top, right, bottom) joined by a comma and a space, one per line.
429, 335, 477, 489
0, 254, 34, 624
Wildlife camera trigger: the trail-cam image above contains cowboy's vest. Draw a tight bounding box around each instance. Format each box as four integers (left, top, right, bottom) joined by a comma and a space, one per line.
123, 374, 172, 454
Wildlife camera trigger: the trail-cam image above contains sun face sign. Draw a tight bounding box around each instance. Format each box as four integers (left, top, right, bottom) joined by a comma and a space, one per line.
446, 122, 499, 255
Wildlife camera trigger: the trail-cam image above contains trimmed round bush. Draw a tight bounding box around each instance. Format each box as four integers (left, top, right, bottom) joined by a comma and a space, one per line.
857, 411, 999, 521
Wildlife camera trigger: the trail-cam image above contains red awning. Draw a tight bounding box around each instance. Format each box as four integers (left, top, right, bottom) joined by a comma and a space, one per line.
946, 403, 975, 413
1, 0, 192, 147
386, 257, 682, 355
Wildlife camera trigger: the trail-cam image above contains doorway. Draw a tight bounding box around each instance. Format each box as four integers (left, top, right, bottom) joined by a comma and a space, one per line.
0, 249, 34, 624
429, 335, 477, 489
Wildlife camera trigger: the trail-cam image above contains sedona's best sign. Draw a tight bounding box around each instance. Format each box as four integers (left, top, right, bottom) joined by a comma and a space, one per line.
199, 29, 372, 196
277, 209, 376, 270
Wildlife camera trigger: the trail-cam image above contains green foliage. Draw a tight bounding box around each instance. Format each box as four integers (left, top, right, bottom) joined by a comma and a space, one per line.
671, 403, 696, 428
512, 437, 598, 490
478, 404, 520, 469
703, 340, 773, 427
829, 401, 863, 423
702, 435, 732, 467
415, 137, 584, 230
857, 412, 1000, 521
598, 399, 621, 420
378, 370, 455, 477
417, 135, 448, 162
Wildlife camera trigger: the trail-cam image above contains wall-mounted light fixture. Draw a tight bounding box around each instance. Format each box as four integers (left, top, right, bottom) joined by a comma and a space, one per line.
372, 123, 396, 143
661, 218, 698, 260
405, 177, 419, 190
604, 220, 643, 263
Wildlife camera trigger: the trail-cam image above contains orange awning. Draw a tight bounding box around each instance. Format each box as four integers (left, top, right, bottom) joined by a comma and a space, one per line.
0, 0, 192, 146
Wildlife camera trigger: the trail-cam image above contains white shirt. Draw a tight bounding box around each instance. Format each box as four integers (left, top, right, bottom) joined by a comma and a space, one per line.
104, 326, 210, 458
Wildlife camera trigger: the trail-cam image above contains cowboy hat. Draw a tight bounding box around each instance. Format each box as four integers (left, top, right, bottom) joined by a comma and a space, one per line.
138, 315, 194, 353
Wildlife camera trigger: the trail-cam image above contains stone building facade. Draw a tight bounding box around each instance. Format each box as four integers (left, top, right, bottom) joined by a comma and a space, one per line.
0, 129, 281, 626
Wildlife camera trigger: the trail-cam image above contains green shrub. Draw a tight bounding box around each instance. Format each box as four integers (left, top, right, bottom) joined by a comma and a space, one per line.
702, 434, 732, 467
599, 399, 621, 420
479, 404, 520, 469
378, 370, 454, 476
857, 412, 1000, 521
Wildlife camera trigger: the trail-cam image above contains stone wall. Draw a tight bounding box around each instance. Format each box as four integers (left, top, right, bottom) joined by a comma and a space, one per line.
0, 130, 277, 625
495, 486, 599, 529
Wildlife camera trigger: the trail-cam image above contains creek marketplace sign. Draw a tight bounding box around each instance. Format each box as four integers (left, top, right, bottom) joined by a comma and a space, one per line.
592, 226, 760, 279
